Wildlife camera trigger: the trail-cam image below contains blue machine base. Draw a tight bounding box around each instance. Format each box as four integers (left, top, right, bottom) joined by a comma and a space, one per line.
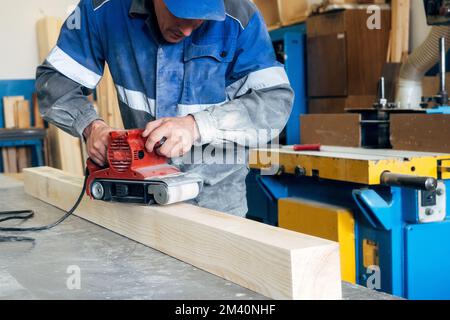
246, 169, 450, 299
426, 106, 450, 114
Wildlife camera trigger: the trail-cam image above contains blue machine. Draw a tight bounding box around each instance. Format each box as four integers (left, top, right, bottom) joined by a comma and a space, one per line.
0, 134, 45, 171
246, 23, 307, 224
247, 146, 450, 299
269, 24, 307, 145
426, 106, 450, 114
353, 182, 450, 299
245, 19, 450, 299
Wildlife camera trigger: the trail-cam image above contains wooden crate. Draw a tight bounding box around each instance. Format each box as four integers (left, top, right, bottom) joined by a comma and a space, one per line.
254, 0, 321, 30
307, 8, 391, 113
254, 1, 387, 30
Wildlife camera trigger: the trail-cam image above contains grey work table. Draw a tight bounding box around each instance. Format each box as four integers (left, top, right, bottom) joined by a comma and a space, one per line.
0, 174, 397, 300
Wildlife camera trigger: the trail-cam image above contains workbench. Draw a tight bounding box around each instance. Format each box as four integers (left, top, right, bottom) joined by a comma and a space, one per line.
0, 174, 397, 300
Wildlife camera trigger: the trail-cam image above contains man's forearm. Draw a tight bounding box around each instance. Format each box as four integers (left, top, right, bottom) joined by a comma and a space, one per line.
192, 84, 294, 147
36, 60, 102, 138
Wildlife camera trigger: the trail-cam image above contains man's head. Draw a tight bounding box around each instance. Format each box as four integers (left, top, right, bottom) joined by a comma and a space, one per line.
153, 0, 225, 43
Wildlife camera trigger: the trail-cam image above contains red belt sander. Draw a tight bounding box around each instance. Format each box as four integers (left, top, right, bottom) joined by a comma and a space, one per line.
86, 129, 202, 205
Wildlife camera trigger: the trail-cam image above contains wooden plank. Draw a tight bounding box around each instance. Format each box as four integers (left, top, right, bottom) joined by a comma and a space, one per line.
46, 125, 84, 176
23, 167, 342, 300
96, 64, 124, 129
36, 17, 63, 63
17, 147, 31, 172
6, 148, 18, 173
388, 0, 410, 63
32, 93, 45, 128
390, 114, 450, 153
300, 114, 361, 147
1, 148, 9, 173
3, 96, 24, 128
15, 100, 31, 129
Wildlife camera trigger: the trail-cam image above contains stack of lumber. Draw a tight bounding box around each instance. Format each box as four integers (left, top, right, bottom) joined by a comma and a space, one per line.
387, 0, 410, 63
24, 166, 343, 300
1, 96, 34, 173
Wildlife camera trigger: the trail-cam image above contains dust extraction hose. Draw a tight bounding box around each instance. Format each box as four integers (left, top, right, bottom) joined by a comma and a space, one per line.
396, 26, 450, 109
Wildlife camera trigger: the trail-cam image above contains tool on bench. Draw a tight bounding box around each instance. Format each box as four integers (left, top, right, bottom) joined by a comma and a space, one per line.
0, 129, 203, 243
292, 144, 321, 152
86, 129, 202, 205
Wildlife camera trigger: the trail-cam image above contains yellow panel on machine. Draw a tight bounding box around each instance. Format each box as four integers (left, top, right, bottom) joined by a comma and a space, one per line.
279, 197, 356, 284
250, 146, 450, 185
441, 160, 450, 179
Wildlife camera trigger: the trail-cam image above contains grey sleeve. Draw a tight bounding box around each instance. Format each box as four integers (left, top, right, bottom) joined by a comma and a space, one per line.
35, 60, 103, 139
192, 83, 294, 147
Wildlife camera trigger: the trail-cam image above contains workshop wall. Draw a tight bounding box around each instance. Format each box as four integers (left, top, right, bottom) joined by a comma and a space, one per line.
0, 0, 77, 80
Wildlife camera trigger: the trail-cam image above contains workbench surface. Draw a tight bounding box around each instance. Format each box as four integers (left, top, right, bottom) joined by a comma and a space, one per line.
0, 174, 397, 300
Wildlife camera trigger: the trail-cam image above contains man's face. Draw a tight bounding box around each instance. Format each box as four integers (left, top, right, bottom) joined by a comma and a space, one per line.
153, 0, 204, 43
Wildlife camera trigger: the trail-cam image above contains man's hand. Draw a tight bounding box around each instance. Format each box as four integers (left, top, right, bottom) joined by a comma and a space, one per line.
142, 115, 200, 158
83, 120, 113, 166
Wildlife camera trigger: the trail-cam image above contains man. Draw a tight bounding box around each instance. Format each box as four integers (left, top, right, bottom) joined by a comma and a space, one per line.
36, 0, 294, 217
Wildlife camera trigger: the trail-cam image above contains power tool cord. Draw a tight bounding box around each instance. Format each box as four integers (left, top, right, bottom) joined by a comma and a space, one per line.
0, 169, 89, 243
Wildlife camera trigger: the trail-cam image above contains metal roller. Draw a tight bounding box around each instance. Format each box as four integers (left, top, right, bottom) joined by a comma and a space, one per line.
148, 182, 200, 205
380, 171, 438, 191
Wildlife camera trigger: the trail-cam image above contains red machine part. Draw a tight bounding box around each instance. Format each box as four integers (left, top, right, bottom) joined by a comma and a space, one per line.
292, 144, 321, 152
86, 129, 180, 198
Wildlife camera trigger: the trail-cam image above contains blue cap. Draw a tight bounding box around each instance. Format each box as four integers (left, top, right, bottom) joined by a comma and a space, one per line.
163, 0, 226, 21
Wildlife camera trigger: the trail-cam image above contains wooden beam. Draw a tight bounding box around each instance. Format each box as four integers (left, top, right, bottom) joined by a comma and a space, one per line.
96, 64, 124, 130
17, 147, 31, 173
388, 0, 410, 63
15, 100, 31, 129
23, 167, 342, 300
1, 149, 10, 173
32, 93, 45, 129
36, 17, 63, 63
6, 148, 18, 173
3, 96, 24, 128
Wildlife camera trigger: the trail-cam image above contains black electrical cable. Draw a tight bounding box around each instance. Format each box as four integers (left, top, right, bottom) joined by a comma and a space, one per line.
0, 169, 89, 243
0, 210, 34, 223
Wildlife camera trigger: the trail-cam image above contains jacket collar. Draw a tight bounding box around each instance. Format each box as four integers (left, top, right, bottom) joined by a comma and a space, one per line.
129, 0, 150, 16
129, 0, 165, 44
